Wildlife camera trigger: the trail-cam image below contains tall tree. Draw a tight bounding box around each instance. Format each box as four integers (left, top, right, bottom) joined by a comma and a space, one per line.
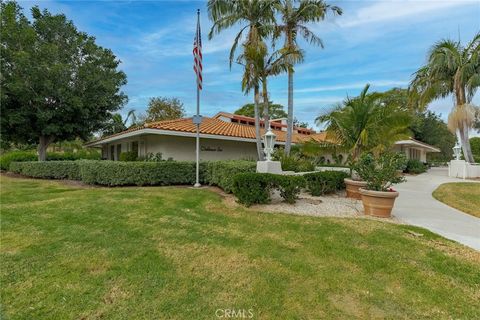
234, 101, 288, 119
0, 2, 127, 160
208, 0, 277, 160
409, 33, 480, 163
316, 84, 411, 164
411, 111, 456, 161
275, 0, 342, 155
145, 97, 185, 122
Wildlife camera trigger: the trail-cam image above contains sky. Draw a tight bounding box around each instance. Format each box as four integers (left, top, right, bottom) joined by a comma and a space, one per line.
18, 0, 480, 132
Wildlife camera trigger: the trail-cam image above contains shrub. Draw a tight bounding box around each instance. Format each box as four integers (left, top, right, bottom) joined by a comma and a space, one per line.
0, 149, 101, 171
0, 150, 37, 170
304, 171, 349, 196
119, 151, 138, 161
404, 159, 427, 174
353, 152, 406, 191
273, 175, 305, 204
233, 173, 306, 206
47, 150, 101, 161
9, 161, 80, 180
232, 173, 273, 206
296, 159, 315, 172
204, 160, 256, 193
78, 161, 201, 186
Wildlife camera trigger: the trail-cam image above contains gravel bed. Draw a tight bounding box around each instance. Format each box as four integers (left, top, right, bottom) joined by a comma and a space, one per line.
251, 190, 364, 217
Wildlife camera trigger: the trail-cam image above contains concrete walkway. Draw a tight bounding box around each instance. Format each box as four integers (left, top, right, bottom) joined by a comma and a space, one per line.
392, 168, 480, 251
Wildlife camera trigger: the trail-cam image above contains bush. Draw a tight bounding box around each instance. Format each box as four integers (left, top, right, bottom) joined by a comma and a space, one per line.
47, 150, 101, 161
0, 149, 101, 170
233, 173, 306, 206
404, 159, 427, 174
119, 151, 138, 161
304, 171, 349, 196
9, 161, 80, 180
205, 160, 256, 193
232, 173, 273, 206
354, 152, 406, 191
0, 150, 37, 170
78, 161, 202, 186
273, 175, 305, 204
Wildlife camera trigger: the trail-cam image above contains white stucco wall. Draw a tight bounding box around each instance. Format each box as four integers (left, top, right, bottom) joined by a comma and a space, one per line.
103, 134, 259, 161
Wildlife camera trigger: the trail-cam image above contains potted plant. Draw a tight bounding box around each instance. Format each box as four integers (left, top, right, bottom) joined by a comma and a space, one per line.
353, 151, 407, 218
315, 84, 411, 200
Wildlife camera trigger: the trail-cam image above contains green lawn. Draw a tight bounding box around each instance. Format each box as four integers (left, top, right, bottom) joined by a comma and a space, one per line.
433, 182, 480, 218
1, 175, 480, 319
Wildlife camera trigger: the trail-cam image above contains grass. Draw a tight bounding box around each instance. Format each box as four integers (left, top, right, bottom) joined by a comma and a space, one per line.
432, 182, 480, 218
1, 175, 480, 319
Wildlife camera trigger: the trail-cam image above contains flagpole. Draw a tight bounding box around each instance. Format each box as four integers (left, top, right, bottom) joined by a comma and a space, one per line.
194, 8, 201, 188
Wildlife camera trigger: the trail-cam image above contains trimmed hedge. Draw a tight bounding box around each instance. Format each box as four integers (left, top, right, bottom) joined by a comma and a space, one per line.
304, 171, 349, 196
233, 173, 306, 206
0, 150, 101, 170
232, 173, 273, 206
0, 151, 37, 170
204, 160, 256, 193
78, 161, 203, 186
9, 161, 81, 180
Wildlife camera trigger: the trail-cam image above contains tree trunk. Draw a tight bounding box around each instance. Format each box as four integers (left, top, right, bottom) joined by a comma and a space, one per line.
38, 135, 53, 161
461, 125, 475, 163
262, 78, 270, 125
285, 69, 294, 155
254, 85, 264, 161
453, 76, 474, 162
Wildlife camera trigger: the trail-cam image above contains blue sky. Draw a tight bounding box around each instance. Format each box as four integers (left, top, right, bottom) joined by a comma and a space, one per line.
19, 0, 480, 131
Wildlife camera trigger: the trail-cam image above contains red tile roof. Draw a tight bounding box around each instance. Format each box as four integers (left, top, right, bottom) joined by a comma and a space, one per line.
87, 116, 327, 146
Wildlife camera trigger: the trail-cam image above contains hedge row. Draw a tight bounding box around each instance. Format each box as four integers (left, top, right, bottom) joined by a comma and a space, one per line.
233, 171, 349, 206
79, 161, 203, 186
9, 161, 81, 180
8, 160, 255, 191
0, 150, 101, 170
204, 160, 256, 193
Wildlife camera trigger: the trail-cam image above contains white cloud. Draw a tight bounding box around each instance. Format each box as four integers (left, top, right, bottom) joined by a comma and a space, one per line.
296, 80, 409, 93
339, 0, 479, 28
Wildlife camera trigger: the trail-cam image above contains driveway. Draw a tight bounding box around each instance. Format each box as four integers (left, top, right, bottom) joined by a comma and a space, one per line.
392, 168, 480, 251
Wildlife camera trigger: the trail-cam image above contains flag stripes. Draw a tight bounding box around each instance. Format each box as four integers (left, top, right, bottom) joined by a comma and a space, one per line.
193, 12, 202, 90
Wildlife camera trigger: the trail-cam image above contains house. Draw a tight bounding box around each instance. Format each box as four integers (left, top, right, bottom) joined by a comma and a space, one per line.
86, 112, 440, 163
85, 112, 328, 161
393, 138, 440, 163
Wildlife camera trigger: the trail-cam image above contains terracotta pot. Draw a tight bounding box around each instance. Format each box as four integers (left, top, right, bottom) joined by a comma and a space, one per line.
359, 188, 399, 218
344, 178, 367, 199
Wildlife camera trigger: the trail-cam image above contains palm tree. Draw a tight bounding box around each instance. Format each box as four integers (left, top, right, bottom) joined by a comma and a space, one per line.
208, 0, 277, 159
208, 0, 277, 67
316, 84, 411, 164
409, 33, 479, 163
275, 0, 342, 155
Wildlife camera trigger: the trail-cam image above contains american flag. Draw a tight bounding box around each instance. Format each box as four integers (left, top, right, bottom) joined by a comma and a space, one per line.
193, 10, 203, 90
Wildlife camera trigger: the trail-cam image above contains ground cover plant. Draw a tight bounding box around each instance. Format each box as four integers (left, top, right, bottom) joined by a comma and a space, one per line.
432, 182, 480, 218
1, 175, 479, 319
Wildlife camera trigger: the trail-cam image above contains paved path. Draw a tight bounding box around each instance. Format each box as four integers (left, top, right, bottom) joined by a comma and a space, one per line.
392, 168, 480, 251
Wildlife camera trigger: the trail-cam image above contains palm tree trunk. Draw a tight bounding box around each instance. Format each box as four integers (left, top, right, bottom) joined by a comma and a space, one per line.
454, 81, 475, 163
254, 85, 264, 161
262, 78, 270, 125
285, 69, 294, 155
460, 125, 475, 163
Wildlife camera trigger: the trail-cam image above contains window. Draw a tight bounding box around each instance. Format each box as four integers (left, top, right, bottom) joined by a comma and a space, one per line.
132, 141, 139, 155
110, 145, 115, 160
409, 148, 420, 160
116, 144, 121, 160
